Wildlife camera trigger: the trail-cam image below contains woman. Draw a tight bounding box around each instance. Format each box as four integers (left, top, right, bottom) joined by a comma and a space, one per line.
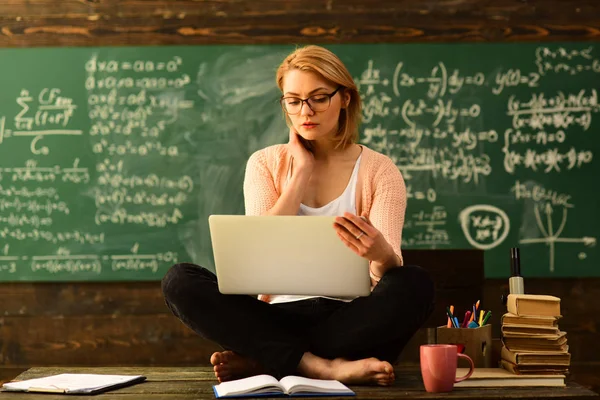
162, 45, 434, 386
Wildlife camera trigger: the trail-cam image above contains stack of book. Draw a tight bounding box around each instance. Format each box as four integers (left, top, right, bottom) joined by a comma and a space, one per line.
500, 294, 571, 375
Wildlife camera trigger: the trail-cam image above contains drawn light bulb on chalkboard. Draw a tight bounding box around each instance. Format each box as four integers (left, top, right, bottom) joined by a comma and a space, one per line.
459, 205, 510, 250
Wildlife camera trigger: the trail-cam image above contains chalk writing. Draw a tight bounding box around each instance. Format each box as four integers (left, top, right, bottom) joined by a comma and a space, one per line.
363, 124, 498, 151
403, 205, 450, 247
406, 185, 437, 203
0, 228, 105, 244
0, 43, 597, 280
0, 246, 17, 273
362, 93, 391, 123
94, 188, 188, 208
85, 56, 184, 74
355, 60, 389, 95
32, 255, 103, 275
384, 145, 491, 184
111, 251, 178, 273
459, 205, 510, 250
0, 214, 52, 228
503, 145, 593, 174
536, 46, 600, 75
0, 53, 196, 280
96, 171, 193, 192
0, 159, 90, 184
511, 180, 573, 208
95, 207, 183, 227
0, 258, 17, 274
398, 99, 481, 128
492, 69, 541, 95
519, 203, 596, 272
87, 55, 194, 233
0, 185, 58, 199
0, 88, 81, 155
0, 197, 69, 216
391, 62, 485, 99
6, 248, 177, 275
507, 90, 598, 131
92, 139, 180, 157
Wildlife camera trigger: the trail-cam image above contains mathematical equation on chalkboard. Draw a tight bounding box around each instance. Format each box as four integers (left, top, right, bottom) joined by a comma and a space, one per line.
354, 45, 597, 273
0, 44, 597, 278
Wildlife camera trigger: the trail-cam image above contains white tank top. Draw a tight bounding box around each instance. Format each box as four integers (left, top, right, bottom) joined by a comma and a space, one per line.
269, 153, 363, 304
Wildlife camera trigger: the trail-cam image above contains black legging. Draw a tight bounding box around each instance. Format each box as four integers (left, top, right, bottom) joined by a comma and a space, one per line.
162, 263, 434, 379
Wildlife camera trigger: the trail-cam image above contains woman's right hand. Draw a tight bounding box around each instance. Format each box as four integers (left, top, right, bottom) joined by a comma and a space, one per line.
288, 128, 314, 174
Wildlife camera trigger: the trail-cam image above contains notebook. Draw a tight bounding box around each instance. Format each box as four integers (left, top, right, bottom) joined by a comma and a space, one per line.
208, 215, 370, 296
1, 373, 146, 394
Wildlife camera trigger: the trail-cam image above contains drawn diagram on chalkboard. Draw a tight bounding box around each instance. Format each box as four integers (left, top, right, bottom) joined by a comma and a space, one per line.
459, 205, 510, 250
519, 204, 596, 272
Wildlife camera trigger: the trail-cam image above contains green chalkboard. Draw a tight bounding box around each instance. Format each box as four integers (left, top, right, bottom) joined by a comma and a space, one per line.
0, 43, 598, 281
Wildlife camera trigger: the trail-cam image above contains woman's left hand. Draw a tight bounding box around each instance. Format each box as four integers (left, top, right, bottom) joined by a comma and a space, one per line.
333, 212, 394, 265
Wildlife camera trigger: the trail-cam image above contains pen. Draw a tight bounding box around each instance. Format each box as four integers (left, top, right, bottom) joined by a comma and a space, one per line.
478, 310, 484, 326
453, 317, 459, 328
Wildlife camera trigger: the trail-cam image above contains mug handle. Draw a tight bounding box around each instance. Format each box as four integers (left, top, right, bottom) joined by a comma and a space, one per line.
454, 353, 475, 383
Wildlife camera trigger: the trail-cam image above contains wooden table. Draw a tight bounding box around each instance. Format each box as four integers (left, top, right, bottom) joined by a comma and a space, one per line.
2, 367, 598, 399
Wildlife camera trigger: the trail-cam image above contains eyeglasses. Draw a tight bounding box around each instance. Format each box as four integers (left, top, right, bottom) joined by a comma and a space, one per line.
280, 87, 341, 115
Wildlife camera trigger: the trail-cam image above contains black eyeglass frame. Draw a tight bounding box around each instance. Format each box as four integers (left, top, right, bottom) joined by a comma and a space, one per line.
279, 87, 342, 115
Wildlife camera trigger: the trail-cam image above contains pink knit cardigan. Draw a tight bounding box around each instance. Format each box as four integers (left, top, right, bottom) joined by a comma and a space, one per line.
243, 144, 407, 301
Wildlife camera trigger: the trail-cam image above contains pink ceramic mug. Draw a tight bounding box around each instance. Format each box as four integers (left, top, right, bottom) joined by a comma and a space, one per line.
420, 344, 474, 393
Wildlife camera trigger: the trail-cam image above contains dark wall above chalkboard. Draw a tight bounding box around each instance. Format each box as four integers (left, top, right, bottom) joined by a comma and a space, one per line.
1, 0, 598, 47
0, 42, 598, 281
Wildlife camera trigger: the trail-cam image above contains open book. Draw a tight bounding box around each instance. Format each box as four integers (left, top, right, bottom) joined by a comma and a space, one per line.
213, 375, 355, 398
1, 373, 146, 394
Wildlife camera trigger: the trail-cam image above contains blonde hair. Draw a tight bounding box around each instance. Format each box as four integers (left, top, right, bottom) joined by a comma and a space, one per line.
276, 45, 361, 149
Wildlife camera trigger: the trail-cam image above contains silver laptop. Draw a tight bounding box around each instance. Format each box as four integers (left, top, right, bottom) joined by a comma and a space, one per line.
208, 215, 370, 296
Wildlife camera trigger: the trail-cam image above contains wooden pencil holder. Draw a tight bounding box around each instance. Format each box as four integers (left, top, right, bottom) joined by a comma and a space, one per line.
436, 324, 492, 368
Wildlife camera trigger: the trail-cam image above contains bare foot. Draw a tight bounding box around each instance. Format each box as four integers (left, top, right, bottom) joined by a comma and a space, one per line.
298, 352, 395, 386
210, 351, 265, 382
